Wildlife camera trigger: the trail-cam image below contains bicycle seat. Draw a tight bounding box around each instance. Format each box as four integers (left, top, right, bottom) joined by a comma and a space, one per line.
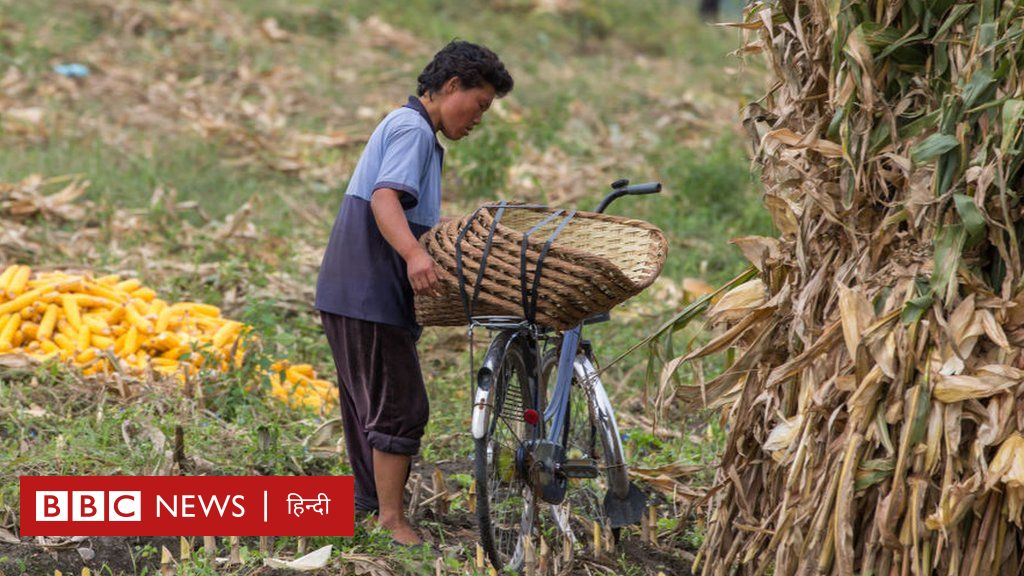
583, 312, 611, 325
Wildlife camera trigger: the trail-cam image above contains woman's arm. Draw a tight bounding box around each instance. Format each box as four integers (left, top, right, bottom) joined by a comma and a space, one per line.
371, 188, 441, 296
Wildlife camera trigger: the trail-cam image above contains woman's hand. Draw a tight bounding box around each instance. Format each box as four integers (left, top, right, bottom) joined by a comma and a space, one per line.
371, 188, 442, 297
406, 248, 441, 297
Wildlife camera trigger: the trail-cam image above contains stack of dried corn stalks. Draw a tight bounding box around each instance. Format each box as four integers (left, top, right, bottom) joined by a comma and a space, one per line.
677, 1, 1024, 574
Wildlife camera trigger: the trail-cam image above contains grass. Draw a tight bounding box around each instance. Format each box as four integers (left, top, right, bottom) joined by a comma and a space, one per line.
0, 0, 769, 573
0, 137, 293, 219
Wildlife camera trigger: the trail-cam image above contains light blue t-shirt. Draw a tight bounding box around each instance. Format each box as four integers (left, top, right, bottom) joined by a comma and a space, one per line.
315, 97, 445, 330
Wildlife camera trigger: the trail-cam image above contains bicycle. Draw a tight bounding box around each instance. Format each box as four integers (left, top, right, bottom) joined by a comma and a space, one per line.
468, 179, 660, 572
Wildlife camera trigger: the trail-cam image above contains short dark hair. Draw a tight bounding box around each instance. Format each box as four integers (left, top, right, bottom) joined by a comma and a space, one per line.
417, 40, 513, 98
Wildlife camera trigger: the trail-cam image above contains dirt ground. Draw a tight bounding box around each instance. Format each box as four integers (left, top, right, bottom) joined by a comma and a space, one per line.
0, 536, 179, 575
0, 459, 695, 575
0, 528, 694, 576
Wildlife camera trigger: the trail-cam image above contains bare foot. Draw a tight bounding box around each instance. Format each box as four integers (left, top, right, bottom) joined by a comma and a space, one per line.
378, 515, 423, 546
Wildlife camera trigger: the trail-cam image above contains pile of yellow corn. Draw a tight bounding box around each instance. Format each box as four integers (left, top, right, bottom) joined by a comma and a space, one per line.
266, 360, 335, 409
0, 264, 336, 410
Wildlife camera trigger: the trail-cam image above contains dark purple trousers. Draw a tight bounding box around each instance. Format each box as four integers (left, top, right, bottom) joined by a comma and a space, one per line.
320, 312, 429, 512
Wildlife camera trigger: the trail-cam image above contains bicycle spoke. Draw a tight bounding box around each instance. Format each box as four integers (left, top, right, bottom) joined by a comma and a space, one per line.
497, 415, 525, 446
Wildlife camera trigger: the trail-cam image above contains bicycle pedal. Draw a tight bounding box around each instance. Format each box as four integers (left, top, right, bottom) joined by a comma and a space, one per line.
560, 458, 599, 479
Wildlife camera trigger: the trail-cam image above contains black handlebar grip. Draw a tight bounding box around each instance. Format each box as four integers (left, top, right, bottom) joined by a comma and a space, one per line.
625, 182, 662, 195
595, 180, 662, 213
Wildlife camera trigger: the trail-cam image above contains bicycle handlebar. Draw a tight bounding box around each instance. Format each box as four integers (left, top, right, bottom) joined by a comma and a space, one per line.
594, 179, 662, 213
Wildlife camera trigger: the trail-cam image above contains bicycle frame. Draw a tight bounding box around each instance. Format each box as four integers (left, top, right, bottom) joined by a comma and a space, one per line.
469, 318, 630, 496
543, 325, 629, 498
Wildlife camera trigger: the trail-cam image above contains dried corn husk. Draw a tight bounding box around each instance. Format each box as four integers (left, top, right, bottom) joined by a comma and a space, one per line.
679, 1, 1024, 574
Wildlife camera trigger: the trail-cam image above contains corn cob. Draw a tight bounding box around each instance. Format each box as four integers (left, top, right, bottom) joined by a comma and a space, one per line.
0, 265, 337, 410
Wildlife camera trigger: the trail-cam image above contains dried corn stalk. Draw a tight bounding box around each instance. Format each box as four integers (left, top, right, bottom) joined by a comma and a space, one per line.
675, 1, 1024, 574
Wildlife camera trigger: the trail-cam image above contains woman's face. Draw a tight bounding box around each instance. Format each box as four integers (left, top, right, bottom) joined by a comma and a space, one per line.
438, 79, 496, 140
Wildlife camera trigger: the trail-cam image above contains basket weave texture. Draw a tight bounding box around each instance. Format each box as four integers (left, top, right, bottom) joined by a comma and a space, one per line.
415, 205, 668, 330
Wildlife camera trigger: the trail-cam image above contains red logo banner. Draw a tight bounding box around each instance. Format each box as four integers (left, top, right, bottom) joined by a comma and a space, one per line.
20, 476, 354, 536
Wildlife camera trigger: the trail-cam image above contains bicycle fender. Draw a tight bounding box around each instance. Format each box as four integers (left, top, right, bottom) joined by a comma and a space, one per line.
472, 330, 520, 440
574, 355, 631, 499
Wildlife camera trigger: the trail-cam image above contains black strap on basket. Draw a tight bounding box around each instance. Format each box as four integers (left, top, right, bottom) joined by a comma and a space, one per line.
519, 210, 563, 321
455, 201, 508, 321
519, 210, 577, 324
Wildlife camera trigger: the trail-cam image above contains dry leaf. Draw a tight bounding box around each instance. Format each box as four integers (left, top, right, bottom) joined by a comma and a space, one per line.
708, 278, 766, 322
263, 545, 332, 570
260, 18, 289, 42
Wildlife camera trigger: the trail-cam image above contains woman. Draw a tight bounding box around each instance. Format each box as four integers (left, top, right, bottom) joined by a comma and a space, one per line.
316, 40, 514, 545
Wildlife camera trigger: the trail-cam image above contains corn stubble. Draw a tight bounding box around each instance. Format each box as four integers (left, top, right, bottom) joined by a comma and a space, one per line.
683, 1, 1024, 574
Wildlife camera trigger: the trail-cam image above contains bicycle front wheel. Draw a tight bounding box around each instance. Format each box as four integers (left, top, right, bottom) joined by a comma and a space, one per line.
537, 347, 610, 569
474, 333, 539, 571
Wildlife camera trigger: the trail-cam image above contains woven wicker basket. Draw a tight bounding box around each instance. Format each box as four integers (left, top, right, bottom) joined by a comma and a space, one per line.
415, 204, 668, 330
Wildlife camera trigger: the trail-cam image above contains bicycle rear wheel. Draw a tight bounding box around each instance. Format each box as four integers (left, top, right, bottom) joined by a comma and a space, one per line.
474, 333, 540, 571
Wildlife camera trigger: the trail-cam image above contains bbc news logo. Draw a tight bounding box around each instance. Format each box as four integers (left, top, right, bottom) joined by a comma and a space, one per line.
20, 476, 353, 536
35, 491, 141, 522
